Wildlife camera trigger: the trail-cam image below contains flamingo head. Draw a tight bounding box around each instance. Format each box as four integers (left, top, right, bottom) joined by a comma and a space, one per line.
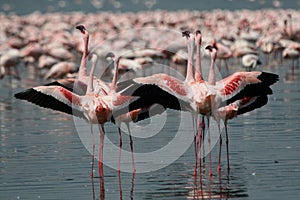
105, 52, 116, 60
182, 30, 191, 39
75, 24, 86, 34
195, 30, 202, 45
205, 45, 217, 60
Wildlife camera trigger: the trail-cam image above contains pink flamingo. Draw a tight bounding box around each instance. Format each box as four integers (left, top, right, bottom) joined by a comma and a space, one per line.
211, 38, 232, 75
0, 49, 23, 80
14, 51, 144, 177
215, 95, 270, 175
46, 24, 109, 96
206, 45, 279, 173
118, 33, 279, 177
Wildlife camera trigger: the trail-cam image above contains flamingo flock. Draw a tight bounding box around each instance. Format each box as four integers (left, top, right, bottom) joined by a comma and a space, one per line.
0, 9, 299, 81
14, 19, 279, 182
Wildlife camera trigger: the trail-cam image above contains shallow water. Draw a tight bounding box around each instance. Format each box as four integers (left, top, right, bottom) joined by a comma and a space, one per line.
1, 55, 300, 200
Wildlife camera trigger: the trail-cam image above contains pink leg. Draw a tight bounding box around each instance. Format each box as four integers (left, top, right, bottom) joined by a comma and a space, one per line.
192, 113, 198, 176
98, 125, 105, 178
91, 174, 95, 200
117, 128, 122, 173
117, 140, 123, 200
130, 170, 136, 199
126, 124, 136, 173
196, 115, 204, 164
98, 125, 105, 200
218, 124, 222, 173
225, 122, 230, 175
206, 116, 213, 176
90, 125, 95, 178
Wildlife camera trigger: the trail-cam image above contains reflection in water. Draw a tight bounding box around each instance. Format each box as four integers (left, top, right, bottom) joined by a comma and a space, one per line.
188, 162, 248, 199
89, 170, 136, 200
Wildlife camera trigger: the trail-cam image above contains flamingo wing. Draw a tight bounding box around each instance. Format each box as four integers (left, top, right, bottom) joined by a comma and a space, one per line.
14, 86, 86, 119
236, 96, 268, 115
216, 71, 279, 104
116, 77, 192, 112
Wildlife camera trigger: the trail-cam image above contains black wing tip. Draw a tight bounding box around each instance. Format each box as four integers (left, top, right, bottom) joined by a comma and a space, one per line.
237, 95, 268, 115
258, 72, 280, 86
14, 88, 86, 120
14, 88, 35, 100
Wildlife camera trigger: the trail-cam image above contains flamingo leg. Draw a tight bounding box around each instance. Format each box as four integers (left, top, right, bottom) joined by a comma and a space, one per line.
98, 125, 105, 200
91, 173, 95, 200
206, 116, 213, 176
192, 113, 198, 176
126, 123, 136, 173
117, 128, 123, 174
98, 125, 105, 178
225, 121, 230, 175
130, 170, 136, 199
201, 116, 206, 162
90, 125, 95, 178
118, 156, 123, 199
217, 123, 222, 173
196, 115, 204, 165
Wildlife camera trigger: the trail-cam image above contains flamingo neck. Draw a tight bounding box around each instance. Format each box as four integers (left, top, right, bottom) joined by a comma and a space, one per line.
195, 42, 203, 81
111, 57, 119, 90
78, 34, 89, 79
185, 38, 195, 83
86, 54, 97, 94
208, 51, 216, 85
289, 17, 293, 38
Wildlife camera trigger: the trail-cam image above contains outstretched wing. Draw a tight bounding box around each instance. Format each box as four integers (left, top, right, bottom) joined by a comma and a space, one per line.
216, 71, 279, 104
117, 74, 193, 112
14, 86, 86, 119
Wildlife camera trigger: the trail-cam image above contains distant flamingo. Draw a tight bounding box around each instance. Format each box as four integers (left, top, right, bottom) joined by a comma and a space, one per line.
43, 61, 78, 80
211, 38, 232, 75
242, 54, 261, 72
0, 49, 23, 80
282, 43, 300, 69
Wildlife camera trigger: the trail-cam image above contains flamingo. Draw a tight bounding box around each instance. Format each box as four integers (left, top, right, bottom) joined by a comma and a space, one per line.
0, 48, 23, 80
15, 49, 162, 176
215, 95, 270, 175
43, 61, 78, 80
117, 33, 279, 176
205, 46, 279, 174
211, 38, 232, 75
46, 24, 110, 96
282, 43, 300, 69
14, 52, 143, 176
242, 54, 262, 72
194, 30, 208, 173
